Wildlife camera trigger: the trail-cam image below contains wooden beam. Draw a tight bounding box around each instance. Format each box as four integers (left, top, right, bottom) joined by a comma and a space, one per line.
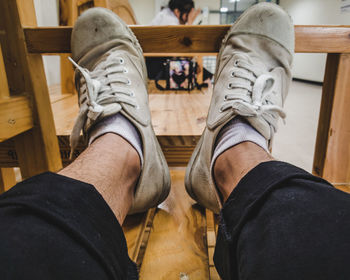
0, 46, 10, 99
23, 25, 350, 54
335, 185, 350, 194
313, 53, 350, 186
206, 209, 220, 280
0, 96, 33, 142
0, 168, 17, 193
59, 0, 78, 95
296, 26, 350, 53
0, 134, 199, 167
139, 170, 209, 278
313, 54, 339, 177
124, 208, 156, 267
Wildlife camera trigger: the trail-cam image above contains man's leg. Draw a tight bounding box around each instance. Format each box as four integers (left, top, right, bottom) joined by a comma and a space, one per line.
213, 142, 350, 279
185, 3, 350, 279
59, 133, 140, 225
0, 7, 170, 279
0, 134, 140, 279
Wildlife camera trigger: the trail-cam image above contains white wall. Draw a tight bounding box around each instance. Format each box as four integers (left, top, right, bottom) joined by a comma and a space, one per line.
129, 0, 156, 24
280, 0, 350, 82
194, 0, 220, 25
33, 0, 60, 86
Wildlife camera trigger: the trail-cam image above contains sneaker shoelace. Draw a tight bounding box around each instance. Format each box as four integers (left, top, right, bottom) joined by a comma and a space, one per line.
69, 55, 138, 156
220, 55, 286, 134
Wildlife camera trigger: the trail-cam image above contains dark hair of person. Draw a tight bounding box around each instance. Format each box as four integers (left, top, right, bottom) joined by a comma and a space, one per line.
168, 0, 194, 15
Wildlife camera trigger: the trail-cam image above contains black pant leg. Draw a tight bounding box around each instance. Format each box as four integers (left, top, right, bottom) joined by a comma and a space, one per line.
214, 161, 350, 280
0, 172, 138, 280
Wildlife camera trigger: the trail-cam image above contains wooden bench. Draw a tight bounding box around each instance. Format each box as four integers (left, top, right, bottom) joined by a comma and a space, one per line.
13, 24, 350, 190
1, 0, 350, 278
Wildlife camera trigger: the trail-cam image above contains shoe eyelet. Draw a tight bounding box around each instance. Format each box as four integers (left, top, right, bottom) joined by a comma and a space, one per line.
224, 95, 228, 101
119, 58, 125, 64
130, 92, 135, 97
219, 107, 224, 113
227, 83, 232, 89
230, 72, 235, 77
135, 104, 140, 110
123, 68, 128, 73
127, 79, 132, 85
234, 60, 239, 66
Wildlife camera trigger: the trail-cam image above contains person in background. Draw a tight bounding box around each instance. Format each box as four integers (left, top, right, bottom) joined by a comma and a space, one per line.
149, 0, 213, 87
151, 0, 201, 26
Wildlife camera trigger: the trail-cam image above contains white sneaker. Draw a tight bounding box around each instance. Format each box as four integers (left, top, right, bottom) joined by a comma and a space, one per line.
185, 3, 294, 213
70, 8, 171, 214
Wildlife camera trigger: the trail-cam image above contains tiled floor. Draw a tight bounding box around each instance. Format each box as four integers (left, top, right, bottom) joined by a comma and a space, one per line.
272, 80, 322, 172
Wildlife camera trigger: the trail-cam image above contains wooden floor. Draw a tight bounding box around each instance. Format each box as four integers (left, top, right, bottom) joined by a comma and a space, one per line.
49, 85, 220, 279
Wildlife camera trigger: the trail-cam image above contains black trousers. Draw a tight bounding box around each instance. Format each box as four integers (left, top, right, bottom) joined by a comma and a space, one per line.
1, 161, 350, 279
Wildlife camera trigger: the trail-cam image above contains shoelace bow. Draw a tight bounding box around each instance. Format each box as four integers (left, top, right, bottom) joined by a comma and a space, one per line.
221, 56, 286, 134
69, 55, 138, 157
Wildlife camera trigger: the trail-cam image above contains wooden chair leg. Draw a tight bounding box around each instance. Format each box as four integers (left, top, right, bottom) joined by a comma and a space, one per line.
197, 56, 204, 84
124, 208, 157, 268
313, 53, 350, 190
59, 0, 78, 95
0, 168, 17, 193
206, 209, 221, 280
60, 55, 75, 94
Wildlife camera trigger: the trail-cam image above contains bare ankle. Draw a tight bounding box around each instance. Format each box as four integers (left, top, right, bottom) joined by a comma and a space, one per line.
213, 141, 273, 202
59, 133, 141, 224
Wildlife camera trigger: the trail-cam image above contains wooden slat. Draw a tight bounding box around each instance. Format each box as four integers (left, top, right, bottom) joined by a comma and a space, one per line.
23, 25, 350, 54
313, 54, 339, 177
124, 208, 156, 267
139, 169, 209, 279
296, 26, 350, 53
0, 168, 17, 193
0, 96, 33, 142
335, 185, 350, 194
206, 209, 221, 280
144, 53, 216, 57
0, 90, 210, 167
0, 46, 10, 99
313, 53, 350, 185
59, 0, 77, 95
0, 135, 199, 167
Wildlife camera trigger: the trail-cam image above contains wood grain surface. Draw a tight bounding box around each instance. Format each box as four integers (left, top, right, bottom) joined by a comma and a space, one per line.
313, 54, 339, 177
0, 46, 10, 99
0, 96, 33, 142
0, 86, 211, 167
0, 168, 17, 193
318, 54, 350, 185
139, 169, 211, 279
23, 25, 350, 54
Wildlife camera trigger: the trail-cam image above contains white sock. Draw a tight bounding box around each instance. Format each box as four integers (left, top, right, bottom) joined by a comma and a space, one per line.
88, 113, 143, 166
211, 117, 268, 170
